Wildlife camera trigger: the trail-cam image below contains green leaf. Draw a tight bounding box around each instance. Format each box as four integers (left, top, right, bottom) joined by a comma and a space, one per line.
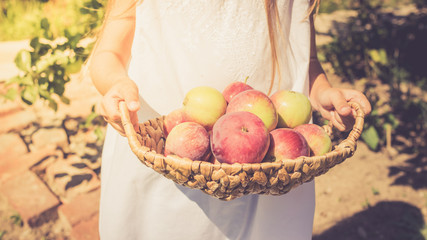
48, 98, 58, 111
51, 81, 65, 96
84, 112, 98, 128
21, 86, 38, 105
20, 75, 34, 86
10, 214, 22, 226
35, 58, 51, 73
361, 125, 380, 151
94, 127, 105, 141
14, 50, 32, 72
40, 18, 50, 30
80, 8, 90, 14
30, 37, 40, 51
65, 58, 83, 74
91, 0, 103, 9
38, 44, 51, 56
368, 49, 388, 65
60, 96, 70, 105
38, 87, 51, 100
386, 113, 400, 129
4, 88, 18, 100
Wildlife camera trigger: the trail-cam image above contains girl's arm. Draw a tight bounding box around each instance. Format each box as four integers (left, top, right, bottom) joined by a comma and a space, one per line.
308, 13, 371, 131
89, 0, 139, 134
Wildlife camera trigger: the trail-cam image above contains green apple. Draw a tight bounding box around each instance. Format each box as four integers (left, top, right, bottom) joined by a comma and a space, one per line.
183, 86, 227, 130
270, 90, 312, 128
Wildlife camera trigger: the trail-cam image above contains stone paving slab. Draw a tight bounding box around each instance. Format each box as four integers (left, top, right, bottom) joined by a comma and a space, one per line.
0, 108, 37, 134
70, 213, 100, 240
0, 170, 60, 227
59, 188, 100, 227
0, 145, 57, 183
0, 133, 28, 156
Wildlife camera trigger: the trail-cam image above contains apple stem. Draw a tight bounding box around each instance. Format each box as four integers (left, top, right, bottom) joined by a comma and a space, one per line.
244, 76, 249, 84
241, 126, 249, 133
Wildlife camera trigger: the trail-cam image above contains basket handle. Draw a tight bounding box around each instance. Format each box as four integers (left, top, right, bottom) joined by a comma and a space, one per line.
334, 101, 365, 151
119, 101, 144, 151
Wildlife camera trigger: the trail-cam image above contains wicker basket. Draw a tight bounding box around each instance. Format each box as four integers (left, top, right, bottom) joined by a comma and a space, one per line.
119, 101, 365, 201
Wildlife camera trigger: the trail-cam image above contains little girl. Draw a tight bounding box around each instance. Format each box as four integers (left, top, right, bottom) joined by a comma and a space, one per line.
89, 0, 371, 239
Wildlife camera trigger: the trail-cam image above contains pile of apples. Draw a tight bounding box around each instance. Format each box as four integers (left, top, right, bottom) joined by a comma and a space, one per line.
163, 81, 332, 164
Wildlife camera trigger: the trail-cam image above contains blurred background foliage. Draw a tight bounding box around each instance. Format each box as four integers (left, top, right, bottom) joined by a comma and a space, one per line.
1, 0, 427, 155
1, 0, 106, 136
316, 0, 427, 156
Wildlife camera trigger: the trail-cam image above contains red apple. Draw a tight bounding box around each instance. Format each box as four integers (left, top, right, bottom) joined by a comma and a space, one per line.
222, 81, 253, 103
164, 108, 188, 137
211, 111, 270, 164
183, 86, 227, 131
165, 122, 210, 161
270, 90, 312, 128
265, 128, 310, 162
226, 90, 278, 132
294, 124, 332, 156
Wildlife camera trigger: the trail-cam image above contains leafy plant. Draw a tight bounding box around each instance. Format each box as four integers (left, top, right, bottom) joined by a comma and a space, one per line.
0, 0, 85, 41
2, 0, 105, 111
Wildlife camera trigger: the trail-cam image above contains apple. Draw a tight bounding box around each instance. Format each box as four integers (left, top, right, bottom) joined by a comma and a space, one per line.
164, 108, 188, 137
270, 90, 312, 128
211, 111, 270, 164
294, 124, 332, 156
265, 128, 310, 162
183, 86, 227, 130
165, 122, 210, 161
222, 81, 253, 103
226, 89, 278, 132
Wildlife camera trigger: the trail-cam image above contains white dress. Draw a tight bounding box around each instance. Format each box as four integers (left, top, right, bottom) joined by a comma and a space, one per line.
99, 0, 315, 239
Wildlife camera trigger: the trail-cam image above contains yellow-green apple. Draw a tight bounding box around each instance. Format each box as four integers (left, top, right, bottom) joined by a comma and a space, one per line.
294, 124, 332, 156
270, 90, 312, 128
265, 128, 310, 162
164, 108, 188, 137
165, 122, 210, 161
211, 111, 270, 164
226, 90, 278, 132
222, 81, 253, 103
183, 86, 227, 130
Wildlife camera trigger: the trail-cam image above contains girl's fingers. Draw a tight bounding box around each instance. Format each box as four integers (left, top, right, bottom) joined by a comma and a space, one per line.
330, 90, 352, 117
341, 89, 372, 115
332, 111, 355, 132
107, 120, 126, 137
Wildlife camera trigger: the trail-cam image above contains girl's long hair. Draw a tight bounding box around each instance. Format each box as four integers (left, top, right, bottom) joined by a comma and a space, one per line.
264, 0, 320, 94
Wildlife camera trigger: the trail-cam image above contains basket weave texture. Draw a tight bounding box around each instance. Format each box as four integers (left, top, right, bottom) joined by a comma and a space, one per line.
119, 101, 365, 201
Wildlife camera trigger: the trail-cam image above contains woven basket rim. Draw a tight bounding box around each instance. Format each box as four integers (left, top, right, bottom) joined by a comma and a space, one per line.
118, 101, 365, 200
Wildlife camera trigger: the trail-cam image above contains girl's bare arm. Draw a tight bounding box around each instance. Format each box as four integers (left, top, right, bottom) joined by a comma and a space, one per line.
89, 1, 140, 134
308, 13, 371, 131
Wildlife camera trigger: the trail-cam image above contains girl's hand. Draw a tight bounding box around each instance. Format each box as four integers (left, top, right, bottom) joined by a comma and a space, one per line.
99, 79, 140, 136
311, 87, 372, 132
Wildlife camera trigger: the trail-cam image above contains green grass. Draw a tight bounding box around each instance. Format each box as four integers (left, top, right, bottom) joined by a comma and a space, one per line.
0, 0, 88, 41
